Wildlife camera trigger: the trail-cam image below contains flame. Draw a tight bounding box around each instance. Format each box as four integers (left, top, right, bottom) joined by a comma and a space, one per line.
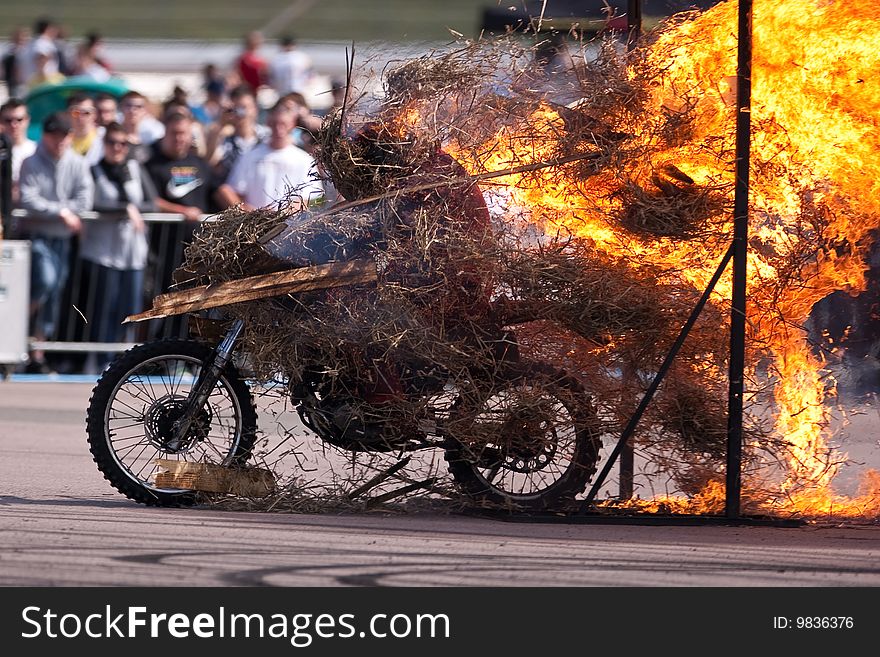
448, 0, 880, 518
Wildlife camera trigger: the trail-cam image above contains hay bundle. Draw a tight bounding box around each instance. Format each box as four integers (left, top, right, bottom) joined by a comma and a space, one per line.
614, 168, 730, 240
176, 33, 809, 508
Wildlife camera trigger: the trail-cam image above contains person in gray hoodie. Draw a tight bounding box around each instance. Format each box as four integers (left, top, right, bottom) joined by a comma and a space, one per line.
18, 111, 94, 372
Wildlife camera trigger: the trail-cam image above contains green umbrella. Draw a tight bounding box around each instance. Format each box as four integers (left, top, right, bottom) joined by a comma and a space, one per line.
25, 76, 130, 140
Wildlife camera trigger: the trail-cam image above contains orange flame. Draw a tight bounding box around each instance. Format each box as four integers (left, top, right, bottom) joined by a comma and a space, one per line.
450, 0, 880, 518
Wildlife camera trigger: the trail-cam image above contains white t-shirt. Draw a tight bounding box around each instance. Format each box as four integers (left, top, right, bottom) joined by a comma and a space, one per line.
20, 35, 58, 84
226, 142, 323, 209
11, 139, 37, 182
83, 126, 106, 167
138, 116, 165, 145
268, 49, 313, 96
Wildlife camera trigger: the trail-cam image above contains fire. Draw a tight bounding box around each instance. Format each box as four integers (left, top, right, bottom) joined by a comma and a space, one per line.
447, 0, 880, 518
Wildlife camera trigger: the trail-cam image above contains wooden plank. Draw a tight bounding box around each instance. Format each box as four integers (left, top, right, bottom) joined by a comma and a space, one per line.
125, 259, 377, 323
153, 459, 275, 498
152, 259, 375, 308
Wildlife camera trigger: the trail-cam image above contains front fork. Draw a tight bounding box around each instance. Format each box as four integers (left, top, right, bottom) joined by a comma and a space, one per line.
167, 319, 245, 451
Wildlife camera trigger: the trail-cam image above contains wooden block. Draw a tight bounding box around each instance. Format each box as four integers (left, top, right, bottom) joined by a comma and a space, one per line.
153, 459, 275, 498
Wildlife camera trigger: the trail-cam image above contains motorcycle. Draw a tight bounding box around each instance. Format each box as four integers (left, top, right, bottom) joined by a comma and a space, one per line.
84, 261, 603, 511
85, 132, 605, 511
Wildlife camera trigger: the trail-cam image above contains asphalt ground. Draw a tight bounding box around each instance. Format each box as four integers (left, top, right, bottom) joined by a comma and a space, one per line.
1, 379, 879, 587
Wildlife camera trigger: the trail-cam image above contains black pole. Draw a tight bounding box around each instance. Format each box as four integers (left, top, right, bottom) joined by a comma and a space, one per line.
618, 371, 635, 499
627, 0, 642, 51
618, 2, 643, 499
0, 133, 12, 239
581, 243, 736, 512
726, 0, 753, 519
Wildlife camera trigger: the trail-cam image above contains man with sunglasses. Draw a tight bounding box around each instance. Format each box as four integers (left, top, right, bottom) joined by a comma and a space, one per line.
0, 98, 36, 203
66, 92, 103, 165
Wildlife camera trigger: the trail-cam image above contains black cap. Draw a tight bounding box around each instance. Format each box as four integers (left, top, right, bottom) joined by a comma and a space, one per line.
42, 111, 72, 135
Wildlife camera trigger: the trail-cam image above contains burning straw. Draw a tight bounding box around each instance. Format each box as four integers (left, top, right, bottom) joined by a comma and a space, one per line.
178, 3, 879, 518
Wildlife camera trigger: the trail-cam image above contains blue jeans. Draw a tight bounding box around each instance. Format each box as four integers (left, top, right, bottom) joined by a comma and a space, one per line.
84, 261, 145, 344
29, 236, 71, 340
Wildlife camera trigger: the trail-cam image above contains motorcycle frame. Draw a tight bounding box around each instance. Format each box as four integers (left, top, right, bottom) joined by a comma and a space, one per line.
168, 318, 245, 451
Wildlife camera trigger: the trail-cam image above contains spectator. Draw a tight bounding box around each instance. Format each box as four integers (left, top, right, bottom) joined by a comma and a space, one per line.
120, 91, 164, 162
55, 24, 78, 76
278, 91, 322, 153
75, 32, 113, 82
27, 50, 65, 89
236, 31, 267, 95
201, 62, 226, 94
80, 122, 158, 373
94, 93, 120, 127
147, 108, 213, 221
191, 76, 226, 126
161, 100, 207, 158
2, 27, 29, 99
165, 84, 190, 109
192, 63, 226, 125
0, 99, 37, 203
217, 100, 323, 212
17, 112, 93, 373
66, 92, 104, 165
205, 84, 269, 182
145, 108, 214, 336
20, 17, 59, 87
268, 34, 313, 97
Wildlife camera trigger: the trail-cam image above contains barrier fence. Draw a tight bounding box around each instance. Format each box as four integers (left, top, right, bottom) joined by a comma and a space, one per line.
8, 209, 206, 371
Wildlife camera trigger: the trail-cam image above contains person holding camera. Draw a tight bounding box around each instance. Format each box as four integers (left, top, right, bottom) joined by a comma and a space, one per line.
204, 84, 269, 183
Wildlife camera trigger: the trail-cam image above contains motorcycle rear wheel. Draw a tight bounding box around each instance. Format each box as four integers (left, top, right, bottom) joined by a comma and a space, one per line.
444, 361, 601, 511
86, 339, 258, 506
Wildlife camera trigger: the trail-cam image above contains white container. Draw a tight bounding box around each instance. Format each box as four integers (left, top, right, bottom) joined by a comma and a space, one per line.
0, 240, 30, 367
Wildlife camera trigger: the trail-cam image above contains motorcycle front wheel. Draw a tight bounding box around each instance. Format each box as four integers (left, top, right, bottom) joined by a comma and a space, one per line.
444, 361, 601, 511
85, 339, 258, 506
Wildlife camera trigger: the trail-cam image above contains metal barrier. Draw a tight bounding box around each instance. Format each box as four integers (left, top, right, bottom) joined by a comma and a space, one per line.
10, 209, 210, 365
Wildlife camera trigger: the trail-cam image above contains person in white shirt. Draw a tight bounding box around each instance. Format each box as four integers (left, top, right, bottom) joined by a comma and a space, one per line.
268, 35, 313, 97
217, 100, 323, 211
0, 98, 37, 201
20, 17, 59, 86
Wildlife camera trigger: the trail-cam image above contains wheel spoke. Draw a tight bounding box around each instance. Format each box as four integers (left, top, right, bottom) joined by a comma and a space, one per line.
447, 366, 598, 508
121, 440, 154, 467
135, 448, 162, 479
109, 433, 149, 448
124, 374, 161, 405
106, 420, 147, 432
484, 461, 501, 484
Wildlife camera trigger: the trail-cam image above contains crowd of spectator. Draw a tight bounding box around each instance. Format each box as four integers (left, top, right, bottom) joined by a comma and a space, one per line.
2, 18, 113, 96
1, 16, 348, 374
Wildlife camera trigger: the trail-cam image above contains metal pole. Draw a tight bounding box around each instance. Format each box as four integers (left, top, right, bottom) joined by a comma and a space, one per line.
618, 362, 635, 499
726, 0, 753, 519
618, 2, 642, 499
627, 0, 642, 51
0, 133, 12, 239
581, 243, 736, 512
